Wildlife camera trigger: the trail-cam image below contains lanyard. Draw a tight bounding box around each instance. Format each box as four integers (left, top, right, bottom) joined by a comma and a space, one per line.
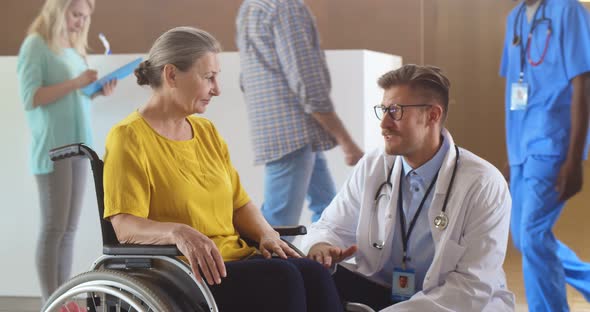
397, 168, 439, 269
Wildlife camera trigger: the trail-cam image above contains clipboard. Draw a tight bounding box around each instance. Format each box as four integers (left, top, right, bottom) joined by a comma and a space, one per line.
81, 57, 143, 96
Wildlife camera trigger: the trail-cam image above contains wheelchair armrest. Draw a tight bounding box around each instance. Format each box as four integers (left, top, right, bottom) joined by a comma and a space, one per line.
273, 225, 307, 236
103, 244, 181, 256
102, 226, 306, 256
49, 143, 100, 162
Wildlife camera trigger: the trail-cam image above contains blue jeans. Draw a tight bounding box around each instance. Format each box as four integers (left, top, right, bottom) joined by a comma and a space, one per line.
262, 145, 336, 226
510, 155, 590, 312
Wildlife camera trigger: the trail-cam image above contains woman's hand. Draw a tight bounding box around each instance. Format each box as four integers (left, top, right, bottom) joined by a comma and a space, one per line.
99, 79, 117, 96
172, 224, 226, 285
75, 69, 98, 88
258, 231, 302, 259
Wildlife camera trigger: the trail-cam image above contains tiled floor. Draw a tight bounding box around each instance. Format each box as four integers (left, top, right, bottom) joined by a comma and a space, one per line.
0, 297, 40, 312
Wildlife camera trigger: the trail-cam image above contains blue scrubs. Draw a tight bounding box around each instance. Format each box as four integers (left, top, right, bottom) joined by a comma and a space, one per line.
500, 0, 590, 310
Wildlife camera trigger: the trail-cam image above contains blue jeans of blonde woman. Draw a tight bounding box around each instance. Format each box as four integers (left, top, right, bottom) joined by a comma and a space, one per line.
262, 145, 336, 227
510, 155, 590, 312
35, 158, 88, 302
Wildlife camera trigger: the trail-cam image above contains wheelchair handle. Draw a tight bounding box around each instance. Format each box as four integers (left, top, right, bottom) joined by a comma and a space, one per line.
274, 225, 307, 236
49, 143, 100, 162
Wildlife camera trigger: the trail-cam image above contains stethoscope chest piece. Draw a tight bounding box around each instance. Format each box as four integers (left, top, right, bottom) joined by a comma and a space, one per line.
434, 212, 449, 230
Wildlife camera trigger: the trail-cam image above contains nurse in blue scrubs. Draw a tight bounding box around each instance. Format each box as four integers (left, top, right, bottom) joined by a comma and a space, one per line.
500, 0, 590, 310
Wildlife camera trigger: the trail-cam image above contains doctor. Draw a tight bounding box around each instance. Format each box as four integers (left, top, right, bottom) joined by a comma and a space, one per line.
303, 64, 515, 311
500, 0, 590, 311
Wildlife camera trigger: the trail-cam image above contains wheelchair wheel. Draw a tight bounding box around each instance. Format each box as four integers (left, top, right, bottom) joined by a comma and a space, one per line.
42, 269, 177, 312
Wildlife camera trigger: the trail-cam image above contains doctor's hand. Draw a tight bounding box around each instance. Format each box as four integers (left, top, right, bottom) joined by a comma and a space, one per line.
556, 159, 583, 201
307, 243, 358, 269
173, 224, 226, 286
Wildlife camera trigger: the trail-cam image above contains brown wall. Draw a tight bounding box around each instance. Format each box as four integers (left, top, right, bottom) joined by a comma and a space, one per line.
2, 1, 425, 62
426, 0, 514, 166
0, 0, 516, 166
3, 0, 590, 168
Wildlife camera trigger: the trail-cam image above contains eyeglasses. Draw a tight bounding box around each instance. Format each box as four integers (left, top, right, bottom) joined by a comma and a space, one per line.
373, 104, 432, 121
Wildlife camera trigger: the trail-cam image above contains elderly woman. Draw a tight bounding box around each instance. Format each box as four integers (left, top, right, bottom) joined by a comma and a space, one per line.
102, 26, 343, 312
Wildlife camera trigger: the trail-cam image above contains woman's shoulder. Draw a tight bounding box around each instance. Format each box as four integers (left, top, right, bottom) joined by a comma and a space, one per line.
187, 115, 228, 150
187, 115, 221, 136
187, 115, 214, 128
19, 34, 49, 54
116, 111, 144, 127
107, 112, 144, 141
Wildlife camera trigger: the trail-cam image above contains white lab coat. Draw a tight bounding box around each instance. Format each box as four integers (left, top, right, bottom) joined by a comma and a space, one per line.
302, 130, 515, 311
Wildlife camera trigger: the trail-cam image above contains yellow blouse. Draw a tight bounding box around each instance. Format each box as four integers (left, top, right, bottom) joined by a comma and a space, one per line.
103, 111, 256, 261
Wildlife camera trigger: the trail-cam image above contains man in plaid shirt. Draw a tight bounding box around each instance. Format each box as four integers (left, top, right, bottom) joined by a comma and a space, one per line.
237, 0, 363, 228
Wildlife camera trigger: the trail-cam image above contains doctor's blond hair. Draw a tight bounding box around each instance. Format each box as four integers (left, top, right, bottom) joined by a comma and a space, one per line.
27, 0, 95, 56
378, 64, 451, 119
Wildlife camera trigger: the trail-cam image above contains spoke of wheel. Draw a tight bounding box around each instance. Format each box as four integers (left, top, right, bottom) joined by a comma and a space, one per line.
127, 294, 135, 312
101, 292, 107, 312
90, 292, 99, 312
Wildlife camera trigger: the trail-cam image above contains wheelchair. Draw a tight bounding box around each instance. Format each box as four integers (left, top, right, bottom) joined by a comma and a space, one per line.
42, 143, 374, 312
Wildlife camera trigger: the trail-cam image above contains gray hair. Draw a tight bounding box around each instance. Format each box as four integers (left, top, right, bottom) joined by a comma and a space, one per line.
134, 26, 221, 88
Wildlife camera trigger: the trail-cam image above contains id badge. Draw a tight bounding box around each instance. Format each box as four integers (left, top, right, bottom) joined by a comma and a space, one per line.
510, 82, 528, 111
391, 267, 416, 302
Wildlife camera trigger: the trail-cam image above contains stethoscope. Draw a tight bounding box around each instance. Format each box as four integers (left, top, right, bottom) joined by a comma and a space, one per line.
370, 145, 460, 250
512, 0, 552, 72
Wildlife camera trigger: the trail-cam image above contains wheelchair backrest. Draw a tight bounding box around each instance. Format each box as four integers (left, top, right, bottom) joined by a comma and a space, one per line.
49, 143, 119, 247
